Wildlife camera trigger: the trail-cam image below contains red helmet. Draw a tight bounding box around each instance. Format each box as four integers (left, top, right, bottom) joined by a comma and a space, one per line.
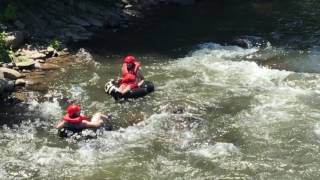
124, 55, 136, 63
67, 104, 81, 116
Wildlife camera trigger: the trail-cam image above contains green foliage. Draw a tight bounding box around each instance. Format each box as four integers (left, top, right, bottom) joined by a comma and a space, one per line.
0, 31, 11, 63
49, 39, 62, 50
0, 2, 17, 22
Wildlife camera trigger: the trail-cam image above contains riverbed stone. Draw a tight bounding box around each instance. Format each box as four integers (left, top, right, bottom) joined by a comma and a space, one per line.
0, 67, 24, 80
19, 49, 46, 60
38, 63, 60, 70
15, 60, 35, 69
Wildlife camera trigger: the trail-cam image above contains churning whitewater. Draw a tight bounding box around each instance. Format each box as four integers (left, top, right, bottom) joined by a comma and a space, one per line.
1, 43, 320, 179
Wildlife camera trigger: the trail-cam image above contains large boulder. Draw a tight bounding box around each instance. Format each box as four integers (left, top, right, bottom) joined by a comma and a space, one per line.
15, 59, 35, 69
0, 67, 24, 80
4, 31, 24, 49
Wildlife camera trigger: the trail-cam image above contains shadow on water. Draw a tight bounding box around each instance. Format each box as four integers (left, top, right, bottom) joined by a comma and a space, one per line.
73, 0, 320, 59
74, 0, 278, 58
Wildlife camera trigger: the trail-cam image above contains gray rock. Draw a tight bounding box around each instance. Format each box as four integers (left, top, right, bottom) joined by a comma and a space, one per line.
123, 9, 143, 18
69, 16, 90, 27
19, 49, 46, 59
14, 20, 26, 29
125, 4, 133, 9
15, 60, 35, 69
86, 17, 104, 27
0, 67, 24, 80
34, 62, 42, 69
38, 63, 60, 71
66, 24, 87, 33
4, 31, 24, 48
121, 0, 130, 4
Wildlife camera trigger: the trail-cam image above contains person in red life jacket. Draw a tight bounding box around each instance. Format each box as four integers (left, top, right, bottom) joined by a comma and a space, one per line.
55, 104, 107, 130
117, 55, 144, 94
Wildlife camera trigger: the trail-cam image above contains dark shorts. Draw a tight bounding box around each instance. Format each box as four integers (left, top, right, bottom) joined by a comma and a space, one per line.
64, 122, 85, 131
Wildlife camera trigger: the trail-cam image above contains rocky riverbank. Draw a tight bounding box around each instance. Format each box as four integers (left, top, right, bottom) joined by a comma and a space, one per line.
0, 0, 197, 99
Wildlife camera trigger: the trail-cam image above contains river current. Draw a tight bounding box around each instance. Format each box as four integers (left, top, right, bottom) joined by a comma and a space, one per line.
2, 0, 320, 179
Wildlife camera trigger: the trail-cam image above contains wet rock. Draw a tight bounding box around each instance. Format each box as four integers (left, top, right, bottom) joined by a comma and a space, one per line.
0, 67, 24, 80
232, 35, 270, 49
34, 62, 42, 69
4, 31, 24, 49
2, 63, 16, 69
125, 4, 133, 9
65, 32, 92, 42
121, 0, 130, 4
15, 59, 35, 69
123, 9, 143, 18
22, 69, 31, 73
15, 79, 26, 86
66, 24, 87, 33
35, 59, 45, 63
38, 63, 60, 70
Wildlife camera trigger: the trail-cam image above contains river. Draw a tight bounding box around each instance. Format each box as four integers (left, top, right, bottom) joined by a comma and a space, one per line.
1, 0, 320, 179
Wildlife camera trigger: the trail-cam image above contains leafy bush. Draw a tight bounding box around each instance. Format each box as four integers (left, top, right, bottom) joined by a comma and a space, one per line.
0, 2, 17, 22
49, 39, 62, 50
0, 31, 11, 63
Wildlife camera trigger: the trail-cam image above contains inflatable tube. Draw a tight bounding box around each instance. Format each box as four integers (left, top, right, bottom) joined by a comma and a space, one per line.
58, 123, 113, 139
104, 80, 154, 100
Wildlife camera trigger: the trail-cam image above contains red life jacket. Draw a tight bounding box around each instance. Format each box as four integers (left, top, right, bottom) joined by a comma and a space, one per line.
121, 61, 141, 78
120, 62, 141, 85
63, 114, 88, 124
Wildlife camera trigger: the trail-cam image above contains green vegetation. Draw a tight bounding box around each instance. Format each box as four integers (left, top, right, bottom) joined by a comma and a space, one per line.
0, 31, 11, 63
49, 39, 62, 50
0, 1, 17, 22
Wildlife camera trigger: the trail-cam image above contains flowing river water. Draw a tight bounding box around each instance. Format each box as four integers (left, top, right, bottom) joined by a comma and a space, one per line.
2, 0, 320, 179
